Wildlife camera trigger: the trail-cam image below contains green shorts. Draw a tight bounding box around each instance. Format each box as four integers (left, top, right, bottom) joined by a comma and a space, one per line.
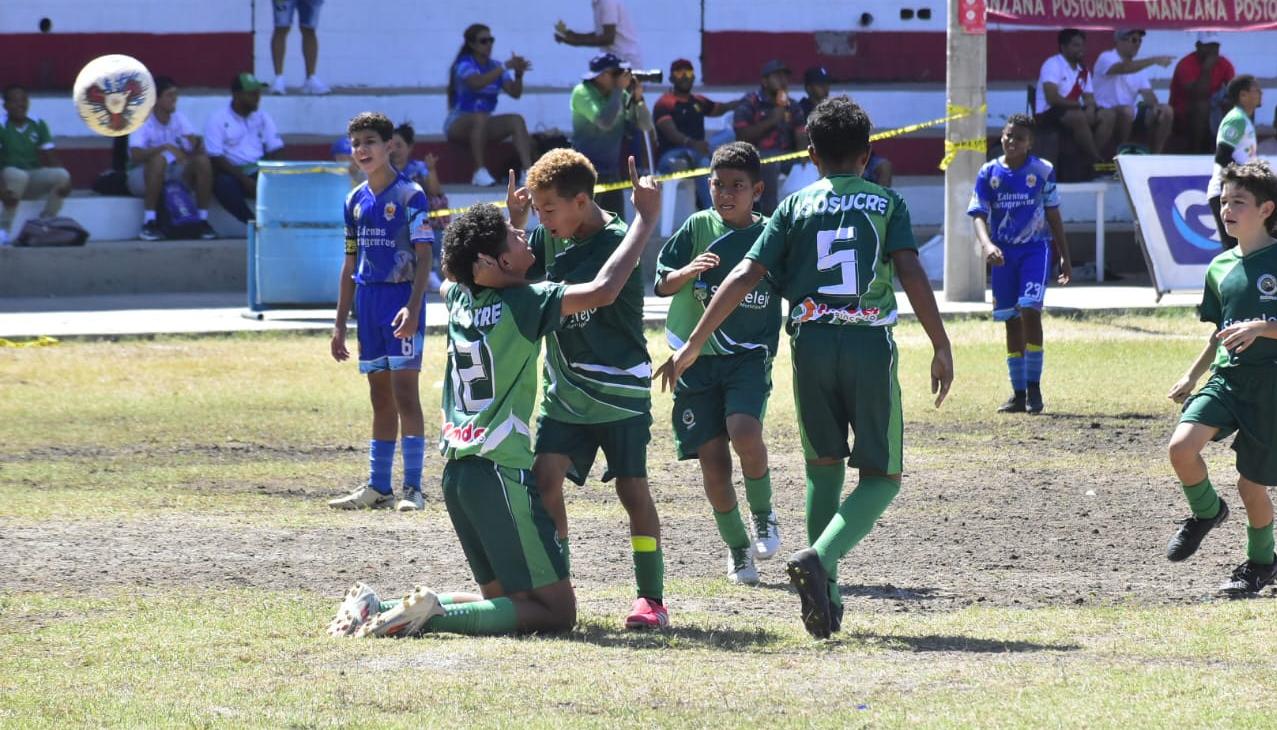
534, 412, 651, 485
671, 350, 772, 460
441, 457, 568, 593
790, 324, 903, 473
1180, 367, 1277, 486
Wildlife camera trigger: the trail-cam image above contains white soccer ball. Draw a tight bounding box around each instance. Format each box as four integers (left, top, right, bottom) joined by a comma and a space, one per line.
72, 54, 156, 137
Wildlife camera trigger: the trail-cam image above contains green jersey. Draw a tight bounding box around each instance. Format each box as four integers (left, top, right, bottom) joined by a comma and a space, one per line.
439, 281, 566, 469
656, 209, 781, 356
0, 117, 54, 171
746, 173, 916, 333
529, 214, 650, 424
1209, 107, 1257, 198
1200, 243, 1277, 369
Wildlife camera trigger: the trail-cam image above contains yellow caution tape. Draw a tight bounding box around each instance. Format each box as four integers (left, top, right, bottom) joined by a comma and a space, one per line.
938, 138, 988, 171
0, 336, 59, 348
428, 105, 985, 218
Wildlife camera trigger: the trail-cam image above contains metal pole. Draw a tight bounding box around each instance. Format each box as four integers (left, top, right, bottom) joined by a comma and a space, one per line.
943, 0, 988, 302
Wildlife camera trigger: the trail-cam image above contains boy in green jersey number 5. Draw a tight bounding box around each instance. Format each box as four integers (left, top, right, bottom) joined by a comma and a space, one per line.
1166, 161, 1277, 595
655, 141, 783, 586
660, 98, 954, 639
327, 158, 661, 638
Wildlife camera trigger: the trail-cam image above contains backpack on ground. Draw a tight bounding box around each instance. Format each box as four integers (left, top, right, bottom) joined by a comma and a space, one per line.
14, 217, 90, 247
158, 180, 202, 238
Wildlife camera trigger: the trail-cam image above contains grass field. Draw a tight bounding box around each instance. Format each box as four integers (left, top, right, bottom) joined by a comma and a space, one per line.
5, 312, 1277, 727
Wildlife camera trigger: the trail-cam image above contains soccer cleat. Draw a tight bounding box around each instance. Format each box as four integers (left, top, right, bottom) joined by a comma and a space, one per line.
471, 168, 498, 187
786, 548, 832, 639
997, 392, 1026, 413
751, 511, 782, 560
726, 546, 760, 586
327, 484, 395, 510
396, 488, 425, 512
302, 75, 331, 95
1166, 500, 1229, 562
269, 76, 286, 95
1026, 384, 1044, 414
1220, 556, 1277, 595
355, 585, 444, 638
139, 220, 164, 241
829, 599, 844, 634
197, 221, 217, 240
326, 582, 382, 637
624, 597, 669, 630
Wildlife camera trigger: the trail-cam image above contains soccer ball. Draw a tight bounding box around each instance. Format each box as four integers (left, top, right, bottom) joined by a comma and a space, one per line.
72, 54, 155, 137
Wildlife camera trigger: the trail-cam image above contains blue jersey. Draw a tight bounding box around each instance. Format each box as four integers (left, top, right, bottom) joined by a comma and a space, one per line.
967, 155, 1059, 247
344, 172, 434, 285
451, 54, 503, 114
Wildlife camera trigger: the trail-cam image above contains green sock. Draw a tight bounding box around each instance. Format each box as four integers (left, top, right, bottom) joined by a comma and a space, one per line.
559, 536, 571, 575
1248, 522, 1275, 565
805, 462, 845, 545
425, 597, 518, 635
632, 536, 664, 602
1181, 477, 1221, 519
744, 471, 774, 516
812, 476, 900, 574
378, 593, 456, 613
713, 505, 751, 550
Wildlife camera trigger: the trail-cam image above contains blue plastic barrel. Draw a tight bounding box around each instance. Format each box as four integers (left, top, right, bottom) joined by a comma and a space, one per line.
248, 161, 351, 309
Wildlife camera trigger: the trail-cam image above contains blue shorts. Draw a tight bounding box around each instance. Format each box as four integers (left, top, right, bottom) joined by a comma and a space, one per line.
273, 0, 323, 28
991, 242, 1049, 321
355, 283, 424, 374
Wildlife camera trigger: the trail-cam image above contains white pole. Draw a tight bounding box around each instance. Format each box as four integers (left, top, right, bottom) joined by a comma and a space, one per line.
943, 0, 988, 302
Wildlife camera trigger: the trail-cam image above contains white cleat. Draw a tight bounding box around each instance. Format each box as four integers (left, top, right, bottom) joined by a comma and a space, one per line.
269, 76, 286, 95
302, 75, 331, 95
396, 489, 425, 512
355, 586, 444, 638
752, 510, 782, 560
727, 546, 760, 586
471, 168, 498, 187
327, 484, 395, 510
327, 582, 382, 637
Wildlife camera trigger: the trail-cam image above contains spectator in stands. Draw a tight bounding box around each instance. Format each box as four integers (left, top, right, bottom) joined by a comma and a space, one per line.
653, 59, 737, 208
1035, 28, 1116, 172
734, 59, 806, 215
571, 52, 652, 213
268, 0, 329, 95
1094, 30, 1175, 154
1208, 75, 1262, 250
127, 76, 216, 241
388, 122, 450, 237
1170, 32, 1236, 153
554, 0, 643, 66
204, 73, 285, 223
798, 66, 892, 187
330, 136, 363, 185
0, 84, 71, 245
445, 23, 534, 187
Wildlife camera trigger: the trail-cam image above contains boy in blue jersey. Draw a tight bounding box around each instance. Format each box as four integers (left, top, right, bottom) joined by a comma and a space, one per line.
969, 114, 1073, 414
328, 112, 435, 512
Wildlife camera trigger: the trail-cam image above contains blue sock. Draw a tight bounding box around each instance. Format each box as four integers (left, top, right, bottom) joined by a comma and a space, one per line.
1025, 345, 1044, 385
1007, 352, 1027, 392
401, 435, 425, 492
368, 439, 395, 494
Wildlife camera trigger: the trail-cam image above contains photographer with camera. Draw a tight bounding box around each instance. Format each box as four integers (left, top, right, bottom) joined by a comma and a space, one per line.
733, 59, 807, 215
570, 52, 654, 214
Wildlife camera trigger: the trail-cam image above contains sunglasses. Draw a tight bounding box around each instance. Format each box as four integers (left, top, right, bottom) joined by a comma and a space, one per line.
476, 36, 495, 45
671, 69, 695, 79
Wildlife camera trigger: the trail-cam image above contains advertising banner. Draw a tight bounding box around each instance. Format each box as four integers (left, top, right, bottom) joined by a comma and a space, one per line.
988, 0, 1277, 30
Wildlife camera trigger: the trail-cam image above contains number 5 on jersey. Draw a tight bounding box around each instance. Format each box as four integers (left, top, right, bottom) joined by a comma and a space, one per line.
817, 226, 861, 296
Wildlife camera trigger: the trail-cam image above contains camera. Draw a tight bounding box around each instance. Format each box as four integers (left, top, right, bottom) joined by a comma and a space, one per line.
630, 69, 663, 84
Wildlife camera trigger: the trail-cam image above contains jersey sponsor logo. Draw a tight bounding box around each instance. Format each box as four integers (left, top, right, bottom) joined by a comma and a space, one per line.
441, 421, 488, 446
681, 407, 696, 428
1258, 274, 1277, 301
794, 191, 889, 220
695, 281, 772, 309
990, 175, 1001, 190
790, 296, 881, 325
564, 308, 596, 329
1025, 173, 1038, 189
384, 202, 397, 221
357, 226, 396, 247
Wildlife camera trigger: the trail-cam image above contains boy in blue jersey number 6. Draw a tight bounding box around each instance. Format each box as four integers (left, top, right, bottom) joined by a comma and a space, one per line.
328, 112, 434, 512
969, 114, 1072, 414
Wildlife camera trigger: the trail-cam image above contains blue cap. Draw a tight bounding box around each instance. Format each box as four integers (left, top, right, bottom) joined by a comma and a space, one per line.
585, 52, 629, 79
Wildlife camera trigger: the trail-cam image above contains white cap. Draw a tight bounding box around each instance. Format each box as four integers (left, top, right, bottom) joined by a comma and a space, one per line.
1196, 31, 1222, 44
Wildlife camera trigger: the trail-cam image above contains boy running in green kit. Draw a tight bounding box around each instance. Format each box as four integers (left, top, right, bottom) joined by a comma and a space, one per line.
654, 142, 783, 585
1166, 161, 1277, 595
505, 149, 668, 629
327, 158, 661, 638
660, 98, 954, 639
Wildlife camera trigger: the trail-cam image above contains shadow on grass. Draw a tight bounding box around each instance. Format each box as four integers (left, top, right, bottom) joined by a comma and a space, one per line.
1040, 412, 1159, 421
756, 581, 941, 604
567, 621, 785, 652
841, 631, 1081, 654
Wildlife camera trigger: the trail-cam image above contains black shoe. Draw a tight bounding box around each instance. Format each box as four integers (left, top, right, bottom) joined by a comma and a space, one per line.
1220, 555, 1277, 595
139, 220, 164, 241
197, 221, 217, 240
786, 548, 831, 639
827, 578, 843, 633
1026, 384, 1044, 414
1166, 500, 1229, 562
997, 391, 1026, 413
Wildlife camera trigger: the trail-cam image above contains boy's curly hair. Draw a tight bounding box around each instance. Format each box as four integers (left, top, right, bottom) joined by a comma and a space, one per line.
1222, 160, 1277, 233
806, 96, 871, 165
347, 112, 393, 141
442, 203, 507, 289
1004, 113, 1035, 136
710, 141, 761, 183
525, 148, 598, 200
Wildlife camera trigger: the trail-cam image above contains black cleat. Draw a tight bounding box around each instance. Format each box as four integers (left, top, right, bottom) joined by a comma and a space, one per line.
1026, 384, 1044, 414
1166, 500, 1229, 562
197, 221, 218, 240
1220, 556, 1277, 595
786, 548, 831, 639
139, 220, 164, 241
997, 391, 1026, 413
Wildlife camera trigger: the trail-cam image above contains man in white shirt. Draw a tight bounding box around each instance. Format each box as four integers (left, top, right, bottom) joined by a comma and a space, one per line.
128, 77, 216, 240
1093, 29, 1175, 154
554, 0, 643, 67
203, 73, 285, 223
1035, 28, 1116, 170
